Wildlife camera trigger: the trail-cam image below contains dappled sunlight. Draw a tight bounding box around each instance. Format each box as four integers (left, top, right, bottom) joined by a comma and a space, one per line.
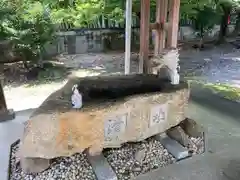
3, 53, 139, 111
232, 57, 240, 61
203, 58, 212, 62
57, 53, 139, 73
221, 56, 240, 61
4, 82, 65, 111
231, 80, 240, 88
191, 80, 240, 102
70, 69, 103, 77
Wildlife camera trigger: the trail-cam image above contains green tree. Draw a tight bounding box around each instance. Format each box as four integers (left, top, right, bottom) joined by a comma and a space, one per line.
181, 0, 240, 43
0, 0, 56, 66
193, 6, 220, 39
214, 0, 240, 43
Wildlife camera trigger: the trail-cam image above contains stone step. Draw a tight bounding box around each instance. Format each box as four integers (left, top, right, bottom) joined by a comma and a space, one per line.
86, 152, 117, 180
155, 134, 190, 161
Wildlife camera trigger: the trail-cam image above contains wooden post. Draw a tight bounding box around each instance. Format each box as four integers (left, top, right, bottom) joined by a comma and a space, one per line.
164, 0, 180, 85
0, 83, 7, 111
0, 82, 15, 122
124, 0, 132, 74
154, 0, 168, 55
167, 0, 180, 48
139, 0, 150, 74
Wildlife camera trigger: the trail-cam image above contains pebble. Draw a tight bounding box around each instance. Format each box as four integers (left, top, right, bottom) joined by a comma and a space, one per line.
134, 148, 146, 163
189, 137, 205, 155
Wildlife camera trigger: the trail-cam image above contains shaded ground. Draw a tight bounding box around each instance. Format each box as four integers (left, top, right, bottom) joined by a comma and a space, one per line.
195, 49, 240, 88
135, 88, 240, 180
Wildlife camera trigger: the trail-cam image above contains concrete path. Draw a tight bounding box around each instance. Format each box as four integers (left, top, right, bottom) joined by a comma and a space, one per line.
0, 109, 34, 180
136, 88, 240, 180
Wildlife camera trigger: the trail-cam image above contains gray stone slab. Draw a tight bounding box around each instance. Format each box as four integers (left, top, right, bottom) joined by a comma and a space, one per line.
76, 36, 88, 53
155, 134, 190, 161
0, 109, 15, 122
0, 109, 31, 180
86, 152, 117, 180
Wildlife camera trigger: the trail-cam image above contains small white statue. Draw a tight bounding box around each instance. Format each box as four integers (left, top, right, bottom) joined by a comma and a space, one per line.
71, 84, 82, 109
151, 48, 180, 85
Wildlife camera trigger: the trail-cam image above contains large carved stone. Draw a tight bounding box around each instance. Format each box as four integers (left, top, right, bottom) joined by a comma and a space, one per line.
19, 74, 189, 172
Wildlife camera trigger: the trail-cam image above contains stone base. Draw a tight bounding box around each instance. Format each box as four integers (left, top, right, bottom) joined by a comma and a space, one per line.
9, 119, 206, 179
0, 109, 15, 122
19, 75, 190, 173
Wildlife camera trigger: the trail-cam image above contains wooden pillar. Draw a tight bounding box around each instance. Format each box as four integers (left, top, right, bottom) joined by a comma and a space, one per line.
154, 0, 168, 55
139, 0, 150, 74
167, 0, 180, 48
0, 83, 7, 111
0, 82, 15, 122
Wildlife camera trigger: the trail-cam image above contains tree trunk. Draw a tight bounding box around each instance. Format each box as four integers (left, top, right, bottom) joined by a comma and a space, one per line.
234, 12, 240, 36
0, 82, 7, 112
199, 24, 204, 49
218, 4, 231, 43
0, 81, 15, 121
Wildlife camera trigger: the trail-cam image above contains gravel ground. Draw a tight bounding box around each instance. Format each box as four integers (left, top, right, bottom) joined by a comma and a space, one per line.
103, 138, 176, 180
103, 136, 204, 180
10, 143, 96, 180
200, 50, 240, 88
180, 45, 240, 89
9, 134, 204, 180
188, 136, 205, 155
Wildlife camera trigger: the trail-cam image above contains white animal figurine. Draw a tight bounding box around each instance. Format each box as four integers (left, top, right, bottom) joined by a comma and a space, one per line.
151, 48, 180, 85
71, 84, 83, 109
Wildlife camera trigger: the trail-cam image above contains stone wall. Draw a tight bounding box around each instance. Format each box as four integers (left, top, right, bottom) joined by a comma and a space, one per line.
179, 25, 235, 40
44, 25, 235, 56
44, 28, 140, 57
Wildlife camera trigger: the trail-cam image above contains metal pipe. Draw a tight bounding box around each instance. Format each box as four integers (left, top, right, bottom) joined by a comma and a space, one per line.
124, 0, 132, 74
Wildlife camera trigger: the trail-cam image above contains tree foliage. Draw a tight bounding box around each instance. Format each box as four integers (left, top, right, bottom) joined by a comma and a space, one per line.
1, 0, 240, 64
0, 0, 55, 64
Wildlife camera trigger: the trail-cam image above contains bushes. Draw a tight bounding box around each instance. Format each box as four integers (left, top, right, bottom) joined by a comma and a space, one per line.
0, 0, 56, 66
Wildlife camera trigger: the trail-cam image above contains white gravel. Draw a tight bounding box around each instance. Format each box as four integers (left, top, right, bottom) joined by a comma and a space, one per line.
103, 138, 176, 180
10, 143, 96, 180
189, 137, 205, 155
10, 134, 204, 180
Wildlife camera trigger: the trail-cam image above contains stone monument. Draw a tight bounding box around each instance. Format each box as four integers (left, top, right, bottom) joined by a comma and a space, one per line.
18, 73, 189, 173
